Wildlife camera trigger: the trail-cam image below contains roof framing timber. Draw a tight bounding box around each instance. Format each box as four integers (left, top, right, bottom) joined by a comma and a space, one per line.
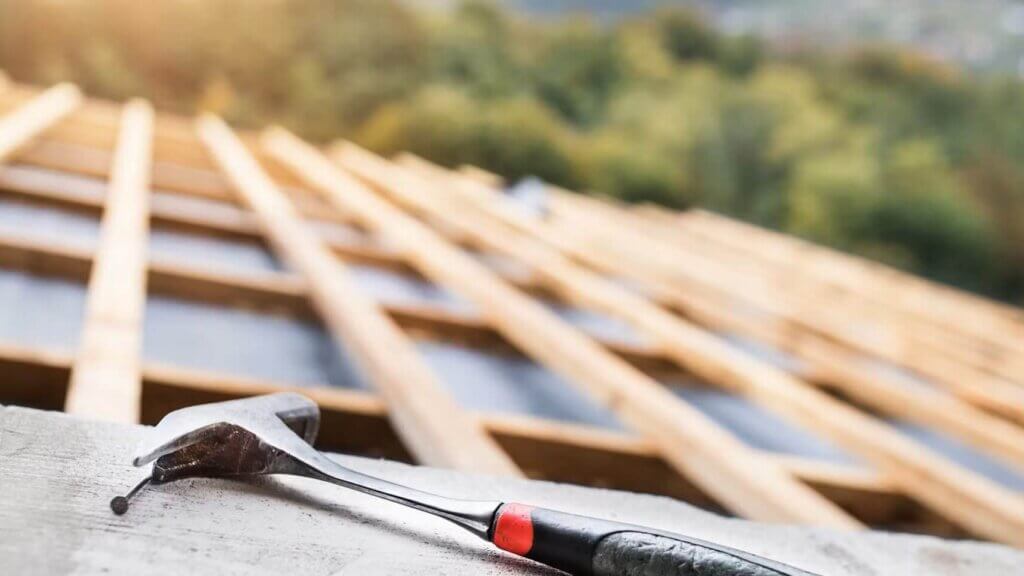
0, 340, 946, 532
526, 188, 1024, 472
390, 156, 1024, 546
0, 83, 81, 163
0, 78, 1021, 546
197, 115, 521, 476
65, 100, 154, 422
0, 217, 674, 376
635, 204, 1024, 377
565, 195, 1024, 425
267, 132, 861, 527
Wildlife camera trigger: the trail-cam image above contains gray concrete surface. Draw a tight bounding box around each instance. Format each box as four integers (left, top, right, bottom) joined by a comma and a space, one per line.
1, 405, 1022, 575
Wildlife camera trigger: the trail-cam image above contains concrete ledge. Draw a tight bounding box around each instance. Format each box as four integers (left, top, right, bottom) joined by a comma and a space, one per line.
1, 405, 1021, 575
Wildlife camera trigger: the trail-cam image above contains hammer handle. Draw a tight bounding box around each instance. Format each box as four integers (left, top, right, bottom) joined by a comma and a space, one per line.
488, 503, 820, 576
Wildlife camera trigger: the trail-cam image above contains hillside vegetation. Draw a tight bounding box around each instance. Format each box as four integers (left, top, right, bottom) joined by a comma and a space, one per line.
1, 0, 1022, 302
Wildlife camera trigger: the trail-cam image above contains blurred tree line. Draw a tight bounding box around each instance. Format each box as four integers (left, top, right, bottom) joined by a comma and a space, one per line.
0, 0, 1021, 301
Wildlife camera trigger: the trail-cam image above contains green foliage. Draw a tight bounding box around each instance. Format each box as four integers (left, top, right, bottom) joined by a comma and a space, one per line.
0, 0, 1021, 301
658, 9, 719, 63
584, 135, 686, 207
655, 8, 762, 76
531, 20, 624, 126
787, 142, 881, 247
358, 86, 579, 186
871, 142, 996, 288
430, 1, 524, 98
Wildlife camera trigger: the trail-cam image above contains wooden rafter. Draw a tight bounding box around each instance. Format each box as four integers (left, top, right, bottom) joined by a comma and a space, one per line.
0, 83, 81, 162
265, 131, 861, 528
0, 338, 945, 531
683, 208, 1024, 333
668, 208, 1024, 378
65, 100, 154, 422
564, 195, 1024, 424
530, 188, 1024, 471
0, 77, 1021, 545
683, 211, 1024, 387
392, 156, 1024, 546
0, 214, 672, 376
196, 115, 521, 476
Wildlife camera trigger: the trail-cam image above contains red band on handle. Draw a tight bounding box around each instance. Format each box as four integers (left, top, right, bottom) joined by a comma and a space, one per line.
492, 503, 534, 556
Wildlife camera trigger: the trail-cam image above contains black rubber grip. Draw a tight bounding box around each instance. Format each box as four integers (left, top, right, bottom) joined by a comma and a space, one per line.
593, 531, 815, 576
489, 504, 820, 576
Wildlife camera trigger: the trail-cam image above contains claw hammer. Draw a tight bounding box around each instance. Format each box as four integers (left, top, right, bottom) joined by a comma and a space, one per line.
113, 393, 820, 576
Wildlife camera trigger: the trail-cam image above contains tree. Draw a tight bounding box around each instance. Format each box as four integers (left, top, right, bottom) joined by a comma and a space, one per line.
357, 86, 579, 187
532, 19, 624, 126
865, 140, 998, 292
658, 9, 719, 63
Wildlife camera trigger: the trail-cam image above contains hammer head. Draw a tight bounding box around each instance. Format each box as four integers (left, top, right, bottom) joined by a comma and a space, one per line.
133, 393, 322, 483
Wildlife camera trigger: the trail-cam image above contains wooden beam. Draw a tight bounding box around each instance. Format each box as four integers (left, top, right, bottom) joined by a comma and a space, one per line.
264, 130, 861, 528
392, 156, 1024, 546
685, 208, 1024, 329
671, 208, 1024, 381
65, 100, 154, 422
137, 363, 943, 530
196, 115, 521, 476
3, 136, 423, 241
0, 342, 72, 411
556, 193, 1024, 425
0, 230, 93, 280
671, 207, 1024, 371
0, 77, 989, 539
0, 161, 572, 301
0, 340, 961, 530
457, 165, 505, 189
0, 221, 677, 379
532, 187, 1024, 472
0, 83, 81, 162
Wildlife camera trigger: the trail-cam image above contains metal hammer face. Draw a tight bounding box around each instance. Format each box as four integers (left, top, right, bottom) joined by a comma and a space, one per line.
133, 393, 322, 484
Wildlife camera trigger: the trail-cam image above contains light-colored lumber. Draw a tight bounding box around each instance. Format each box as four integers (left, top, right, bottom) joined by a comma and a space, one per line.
567, 195, 1024, 423
531, 187, 1024, 471
0, 134, 421, 236
675, 208, 1024, 366
0, 83, 81, 162
0, 341, 913, 524
457, 164, 505, 188
675, 208, 1024, 380
65, 100, 155, 422
0, 75, 1020, 543
195, 115, 521, 476
263, 129, 861, 528
687, 208, 1024, 330
0, 216, 674, 376
0, 163, 572, 304
391, 155, 1024, 546
143, 355, 915, 525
